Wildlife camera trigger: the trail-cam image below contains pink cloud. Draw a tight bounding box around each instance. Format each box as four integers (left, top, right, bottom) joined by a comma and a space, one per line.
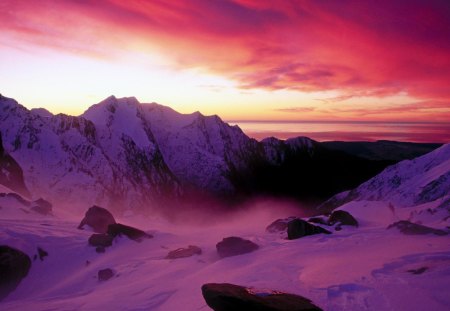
1, 0, 450, 102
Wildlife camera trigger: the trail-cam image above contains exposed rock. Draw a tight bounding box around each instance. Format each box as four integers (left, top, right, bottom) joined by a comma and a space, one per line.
0, 132, 31, 198
107, 223, 152, 242
98, 268, 114, 281
96, 246, 106, 253
0, 245, 32, 301
387, 220, 447, 236
165, 245, 202, 259
88, 234, 113, 247
37, 247, 48, 261
328, 210, 358, 227
287, 219, 331, 240
266, 216, 297, 233
216, 237, 259, 258
201, 283, 323, 311
407, 267, 428, 275
307, 216, 329, 226
30, 198, 52, 215
78, 205, 116, 233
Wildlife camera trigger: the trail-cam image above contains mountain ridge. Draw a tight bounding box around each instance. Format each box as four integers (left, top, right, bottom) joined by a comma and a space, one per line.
0, 94, 441, 212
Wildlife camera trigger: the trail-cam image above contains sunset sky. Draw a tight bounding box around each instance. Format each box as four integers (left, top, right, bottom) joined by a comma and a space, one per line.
1, 0, 449, 124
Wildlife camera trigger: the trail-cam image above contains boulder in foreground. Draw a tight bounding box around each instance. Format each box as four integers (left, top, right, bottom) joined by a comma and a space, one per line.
0, 245, 31, 301
216, 237, 259, 258
201, 283, 322, 311
78, 205, 116, 233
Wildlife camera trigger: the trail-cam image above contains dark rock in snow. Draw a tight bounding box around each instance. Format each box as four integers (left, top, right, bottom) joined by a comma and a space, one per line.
0, 245, 32, 301
78, 205, 116, 233
328, 210, 358, 227
287, 219, 331, 240
96, 246, 106, 253
165, 245, 202, 259
88, 234, 113, 247
387, 220, 447, 236
30, 198, 52, 215
407, 267, 428, 275
37, 247, 48, 261
107, 223, 152, 241
216, 237, 259, 258
201, 283, 323, 311
266, 216, 297, 233
307, 216, 329, 226
0, 132, 31, 198
98, 268, 114, 281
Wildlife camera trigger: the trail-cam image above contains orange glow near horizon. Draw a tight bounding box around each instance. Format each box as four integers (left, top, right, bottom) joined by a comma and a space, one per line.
1, 0, 449, 131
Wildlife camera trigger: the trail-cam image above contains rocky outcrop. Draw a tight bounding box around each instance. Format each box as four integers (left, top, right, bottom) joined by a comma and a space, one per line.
216, 237, 259, 258
107, 223, 152, 241
328, 210, 358, 227
78, 206, 116, 233
287, 219, 331, 240
201, 283, 323, 311
0, 132, 30, 198
0, 245, 31, 301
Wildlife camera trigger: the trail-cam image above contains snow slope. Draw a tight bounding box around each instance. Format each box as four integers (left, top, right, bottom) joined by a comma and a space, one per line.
0, 204, 449, 311
319, 143, 450, 226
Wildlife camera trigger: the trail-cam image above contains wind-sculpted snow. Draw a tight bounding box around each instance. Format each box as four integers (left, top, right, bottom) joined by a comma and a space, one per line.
0, 200, 449, 310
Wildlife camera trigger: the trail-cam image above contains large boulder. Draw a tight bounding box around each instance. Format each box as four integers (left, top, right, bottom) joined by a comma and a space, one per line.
216, 237, 259, 258
287, 219, 331, 240
328, 210, 358, 227
387, 221, 447, 236
107, 223, 152, 242
78, 205, 116, 233
0, 245, 32, 301
166, 245, 202, 259
201, 283, 323, 311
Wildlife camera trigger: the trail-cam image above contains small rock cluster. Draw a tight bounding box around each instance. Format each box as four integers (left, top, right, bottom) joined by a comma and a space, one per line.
78, 206, 152, 253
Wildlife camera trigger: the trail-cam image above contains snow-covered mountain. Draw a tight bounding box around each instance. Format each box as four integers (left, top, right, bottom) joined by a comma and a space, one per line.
0, 94, 439, 212
0, 95, 179, 210
0, 95, 277, 210
319, 142, 450, 228
82, 96, 262, 194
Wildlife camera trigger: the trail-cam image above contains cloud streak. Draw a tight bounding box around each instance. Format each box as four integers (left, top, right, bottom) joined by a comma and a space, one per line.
1, 0, 450, 104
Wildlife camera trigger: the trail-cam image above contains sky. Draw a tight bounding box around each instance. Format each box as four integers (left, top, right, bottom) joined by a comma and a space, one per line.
1, 1, 450, 128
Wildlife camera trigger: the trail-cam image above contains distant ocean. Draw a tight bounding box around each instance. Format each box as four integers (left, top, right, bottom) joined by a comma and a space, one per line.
228, 121, 450, 143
